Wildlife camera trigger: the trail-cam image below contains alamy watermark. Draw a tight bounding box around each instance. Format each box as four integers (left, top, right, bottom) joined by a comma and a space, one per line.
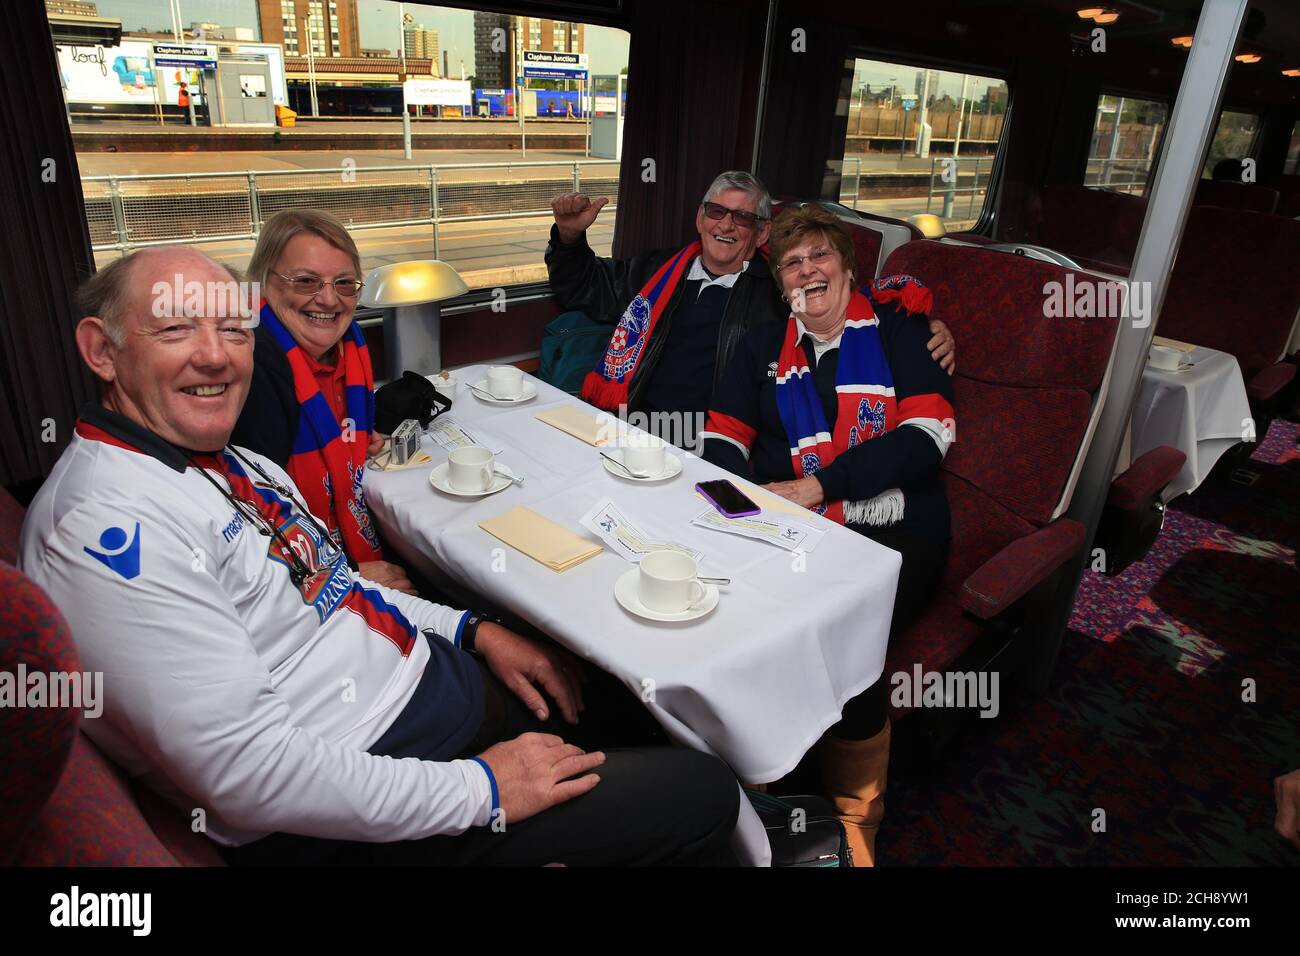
890, 665, 1000, 718
151, 275, 261, 326
1043, 275, 1152, 327
0, 665, 103, 718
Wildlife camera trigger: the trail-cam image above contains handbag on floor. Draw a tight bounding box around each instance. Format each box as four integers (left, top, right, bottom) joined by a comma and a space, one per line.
746, 790, 850, 867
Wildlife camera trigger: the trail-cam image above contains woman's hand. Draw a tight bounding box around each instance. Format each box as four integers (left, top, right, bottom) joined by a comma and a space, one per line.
359, 560, 416, 595
367, 435, 386, 458
927, 319, 956, 375
762, 476, 825, 510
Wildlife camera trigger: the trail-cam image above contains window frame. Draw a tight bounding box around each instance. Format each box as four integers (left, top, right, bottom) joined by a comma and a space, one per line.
1086, 89, 1173, 197
838, 48, 1014, 235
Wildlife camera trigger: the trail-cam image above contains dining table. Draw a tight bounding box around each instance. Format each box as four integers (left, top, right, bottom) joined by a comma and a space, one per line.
364, 365, 903, 865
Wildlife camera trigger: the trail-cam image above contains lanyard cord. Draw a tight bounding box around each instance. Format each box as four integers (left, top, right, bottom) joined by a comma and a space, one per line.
223, 446, 361, 573
188, 450, 348, 586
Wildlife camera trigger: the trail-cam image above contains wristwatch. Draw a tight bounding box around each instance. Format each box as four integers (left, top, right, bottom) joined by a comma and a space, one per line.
460, 612, 497, 654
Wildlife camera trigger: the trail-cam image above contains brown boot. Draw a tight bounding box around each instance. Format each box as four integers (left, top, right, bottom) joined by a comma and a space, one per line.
816, 720, 891, 867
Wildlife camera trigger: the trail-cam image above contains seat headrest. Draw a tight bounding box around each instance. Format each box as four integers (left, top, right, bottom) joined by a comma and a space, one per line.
882, 240, 1119, 390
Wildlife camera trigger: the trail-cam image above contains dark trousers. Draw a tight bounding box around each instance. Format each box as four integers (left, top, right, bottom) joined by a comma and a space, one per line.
222, 661, 740, 867
831, 528, 948, 740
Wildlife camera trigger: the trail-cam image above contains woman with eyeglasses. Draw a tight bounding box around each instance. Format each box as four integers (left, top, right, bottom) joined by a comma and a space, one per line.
233, 209, 414, 594
701, 204, 955, 866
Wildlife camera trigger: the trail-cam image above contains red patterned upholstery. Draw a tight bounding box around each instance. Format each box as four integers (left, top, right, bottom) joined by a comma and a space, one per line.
0, 563, 82, 862
959, 519, 1087, 619
1, 498, 225, 866
1158, 206, 1300, 381
1107, 446, 1186, 511
1194, 179, 1279, 214
878, 241, 1115, 689
1038, 185, 1146, 274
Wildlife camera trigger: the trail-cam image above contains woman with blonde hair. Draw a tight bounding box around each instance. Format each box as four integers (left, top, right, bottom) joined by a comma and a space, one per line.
233, 209, 413, 593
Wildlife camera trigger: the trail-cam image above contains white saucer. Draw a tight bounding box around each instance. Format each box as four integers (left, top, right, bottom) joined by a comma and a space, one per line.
601, 450, 683, 482
613, 568, 719, 623
429, 461, 516, 497
470, 380, 538, 404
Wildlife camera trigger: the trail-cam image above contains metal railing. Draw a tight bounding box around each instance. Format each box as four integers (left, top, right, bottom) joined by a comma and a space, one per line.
837, 155, 992, 224
1082, 156, 1152, 195
84, 160, 621, 258
924, 156, 991, 219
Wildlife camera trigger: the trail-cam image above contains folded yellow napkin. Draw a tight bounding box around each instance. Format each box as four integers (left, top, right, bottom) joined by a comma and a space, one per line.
479, 506, 603, 572
695, 484, 808, 518
1152, 335, 1197, 353
535, 406, 611, 446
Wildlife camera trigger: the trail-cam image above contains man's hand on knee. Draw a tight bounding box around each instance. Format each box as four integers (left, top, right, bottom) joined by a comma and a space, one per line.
477, 732, 605, 824
552, 192, 609, 245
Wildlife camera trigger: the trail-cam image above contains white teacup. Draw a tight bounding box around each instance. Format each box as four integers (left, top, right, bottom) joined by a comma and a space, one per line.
1148, 345, 1183, 371
486, 365, 524, 400
621, 435, 666, 477
638, 550, 707, 613
447, 445, 495, 492
432, 370, 457, 401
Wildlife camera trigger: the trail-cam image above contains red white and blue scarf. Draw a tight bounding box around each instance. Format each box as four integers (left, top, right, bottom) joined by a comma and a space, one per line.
773, 288, 901, 524
258, 301, 382, 563
581, 241, 702, 410
706, 275, 940, 526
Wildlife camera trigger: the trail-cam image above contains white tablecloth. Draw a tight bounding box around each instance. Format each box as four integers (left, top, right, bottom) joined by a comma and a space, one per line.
1131, 346, 1251, 500
365, 366, 901, 866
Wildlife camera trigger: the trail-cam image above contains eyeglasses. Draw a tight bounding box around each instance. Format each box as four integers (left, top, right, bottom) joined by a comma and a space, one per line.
777, 248, 836, 273
274, 272, 364, 298
701, 201, 768, 229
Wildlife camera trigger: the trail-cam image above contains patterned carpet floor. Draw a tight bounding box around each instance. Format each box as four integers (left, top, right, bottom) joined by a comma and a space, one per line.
878, 421, 1299, 866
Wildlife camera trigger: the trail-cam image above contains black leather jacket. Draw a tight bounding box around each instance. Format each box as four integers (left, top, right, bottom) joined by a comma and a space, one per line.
544, 225, 785, 409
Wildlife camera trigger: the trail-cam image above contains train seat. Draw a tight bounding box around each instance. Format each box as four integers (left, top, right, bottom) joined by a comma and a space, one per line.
0, 488, 224, 866
875, 240, 1182, 714
1036, 184, 1147, 275
1193, 178, 1281, 214
1264, 174, 1300, 218
1157, 205, 1300, 408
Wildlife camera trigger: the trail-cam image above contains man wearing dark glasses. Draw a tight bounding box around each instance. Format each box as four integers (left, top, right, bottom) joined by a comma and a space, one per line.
546, 171, 953, 448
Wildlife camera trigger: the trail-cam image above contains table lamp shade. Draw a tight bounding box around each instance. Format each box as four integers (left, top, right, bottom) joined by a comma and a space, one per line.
360, 260, 468, 308
908, 214, 947, 239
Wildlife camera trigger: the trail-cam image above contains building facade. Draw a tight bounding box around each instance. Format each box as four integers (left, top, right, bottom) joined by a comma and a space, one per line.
473, 13, 584, 88
257, 0, 360, 58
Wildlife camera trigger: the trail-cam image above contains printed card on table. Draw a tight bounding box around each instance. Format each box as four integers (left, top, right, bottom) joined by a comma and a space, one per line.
690, 508, 824, 553
580, 497, 704, 564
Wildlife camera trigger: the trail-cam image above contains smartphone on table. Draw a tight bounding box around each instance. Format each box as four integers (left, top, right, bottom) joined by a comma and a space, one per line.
696, 479, 762, 518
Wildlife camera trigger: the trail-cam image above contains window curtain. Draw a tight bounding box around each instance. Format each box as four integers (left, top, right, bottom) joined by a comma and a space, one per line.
754, 9, 852, 203
611, 0, 767, 256
0, 0, 97, 489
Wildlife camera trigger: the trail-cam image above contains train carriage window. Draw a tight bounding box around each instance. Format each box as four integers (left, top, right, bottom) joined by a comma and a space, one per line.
1084, 95, 1168, 197
1283, 120, 1300, 175
1201, 110, 1260, 178
54, 3, 628, 292
839, 58, 1009, 230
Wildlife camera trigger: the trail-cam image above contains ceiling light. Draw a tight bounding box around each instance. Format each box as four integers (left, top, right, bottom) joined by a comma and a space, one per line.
1234, 53, 1262, 64
1171, 36, 1193, 48
1282, 68, 1300, 77
1093, 11, 1120, 24
1077, 7, 1105, 18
